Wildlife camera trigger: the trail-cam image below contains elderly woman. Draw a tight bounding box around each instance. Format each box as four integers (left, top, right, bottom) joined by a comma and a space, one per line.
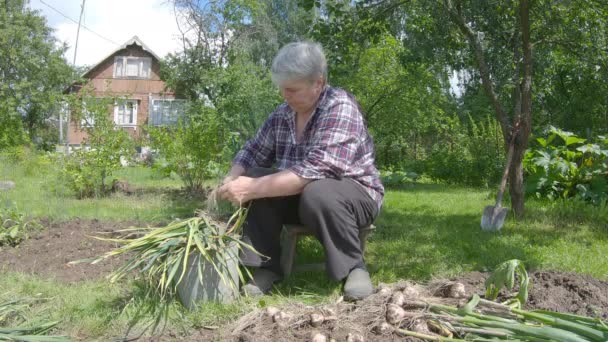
219, 42, 383, 300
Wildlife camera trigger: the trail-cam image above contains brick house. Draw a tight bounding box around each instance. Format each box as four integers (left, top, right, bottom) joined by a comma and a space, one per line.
64, 36, 185, 147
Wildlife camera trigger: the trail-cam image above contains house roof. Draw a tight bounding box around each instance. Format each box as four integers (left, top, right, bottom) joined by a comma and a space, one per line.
81, 35, 161, 78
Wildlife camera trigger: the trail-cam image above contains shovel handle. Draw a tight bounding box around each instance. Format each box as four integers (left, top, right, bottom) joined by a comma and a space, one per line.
495, 120, 521, 207
495, 135, 516, 207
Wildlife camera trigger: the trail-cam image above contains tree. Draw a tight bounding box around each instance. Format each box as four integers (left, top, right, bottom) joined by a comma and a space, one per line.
441, 0, 533, 216
164, 0, 309, 145
305, 0, 608, 215
420, 0, 607, 215
0, 0, 72, 149
532, 1, 608, 136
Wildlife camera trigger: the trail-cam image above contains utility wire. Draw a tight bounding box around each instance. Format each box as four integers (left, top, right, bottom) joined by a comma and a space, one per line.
36, 0, 121, 46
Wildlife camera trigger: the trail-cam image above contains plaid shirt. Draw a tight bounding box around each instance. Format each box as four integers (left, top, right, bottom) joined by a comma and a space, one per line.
233, 86, 384, 208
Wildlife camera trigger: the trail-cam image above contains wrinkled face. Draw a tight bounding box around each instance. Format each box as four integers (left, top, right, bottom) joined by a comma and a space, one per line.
279, 77, 325, 115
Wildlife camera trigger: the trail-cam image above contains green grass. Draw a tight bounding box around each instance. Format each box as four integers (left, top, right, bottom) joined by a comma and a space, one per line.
0, 155, 201, 222
367, 184, 608, 282
1, 153, 607, 339
279, 183, 607, 298
0, 273, 250, 340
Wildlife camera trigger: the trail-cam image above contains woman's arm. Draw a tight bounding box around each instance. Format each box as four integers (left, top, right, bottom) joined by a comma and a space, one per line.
219, 169, 311, 205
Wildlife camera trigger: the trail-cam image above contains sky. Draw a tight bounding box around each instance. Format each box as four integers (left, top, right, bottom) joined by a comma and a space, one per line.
28, 0, 185, 67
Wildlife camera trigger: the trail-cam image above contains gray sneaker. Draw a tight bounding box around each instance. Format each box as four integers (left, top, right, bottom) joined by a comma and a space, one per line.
343, 268, 373, 301
241, 268, 282, 297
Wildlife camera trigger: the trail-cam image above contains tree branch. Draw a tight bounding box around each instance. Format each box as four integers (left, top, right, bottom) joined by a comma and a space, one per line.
520, 0, 533, 140
443, 0, 510, 132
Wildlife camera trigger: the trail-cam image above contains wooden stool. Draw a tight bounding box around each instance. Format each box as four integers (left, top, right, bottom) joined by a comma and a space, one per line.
280, 224, 375, 277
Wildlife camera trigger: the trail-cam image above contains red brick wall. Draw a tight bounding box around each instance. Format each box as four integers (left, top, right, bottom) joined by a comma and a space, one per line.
68, 43, 176, 145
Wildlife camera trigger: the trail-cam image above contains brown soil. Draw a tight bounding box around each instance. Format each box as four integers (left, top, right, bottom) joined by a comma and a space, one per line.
0, 218, 143, 282
451, 270, 608, 319
1, 220, 607, 341
225, 275, 608, 342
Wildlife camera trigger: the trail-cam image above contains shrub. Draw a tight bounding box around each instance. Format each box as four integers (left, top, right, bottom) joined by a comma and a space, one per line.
380, 170, 419, 188
148, 105, 231, 193
425, 115, 504, 186
524, 126, 608, 204
0, 146, 58, 177
60, 91, 136, 198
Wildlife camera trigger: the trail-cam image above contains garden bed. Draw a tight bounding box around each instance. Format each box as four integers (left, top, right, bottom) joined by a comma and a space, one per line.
0, 218, 140, 282
0, 219, 606, 341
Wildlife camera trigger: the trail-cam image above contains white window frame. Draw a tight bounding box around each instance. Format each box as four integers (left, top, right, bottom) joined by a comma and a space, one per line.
113, 56, 151, 79
150, 99, 187, 126
80, 101, 95, 128
114, 100, 138, 127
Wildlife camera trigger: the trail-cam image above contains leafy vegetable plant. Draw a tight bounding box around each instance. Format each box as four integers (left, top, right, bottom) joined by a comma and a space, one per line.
0, 206, 42, 248
525, 126, 608, 204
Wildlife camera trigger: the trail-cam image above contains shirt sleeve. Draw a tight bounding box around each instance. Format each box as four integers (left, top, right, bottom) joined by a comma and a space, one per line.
233, 115, 276, 169
289, 97, 363, 180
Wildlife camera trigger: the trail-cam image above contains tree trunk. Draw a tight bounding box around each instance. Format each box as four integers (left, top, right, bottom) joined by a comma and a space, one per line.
509, 137, 527, 217
510, 0, 533, 218
445, 0, 533, 218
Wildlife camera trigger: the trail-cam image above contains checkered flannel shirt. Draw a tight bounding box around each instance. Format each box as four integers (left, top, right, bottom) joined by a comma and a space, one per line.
233, 86, 384, 209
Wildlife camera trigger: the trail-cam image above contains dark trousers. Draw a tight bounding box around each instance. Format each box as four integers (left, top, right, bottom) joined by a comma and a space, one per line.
240, 168, 379, 281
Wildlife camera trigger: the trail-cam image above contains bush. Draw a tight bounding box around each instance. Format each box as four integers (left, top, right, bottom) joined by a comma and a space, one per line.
380, 170, 419, 188
0, 146, 58, 177
524, 126, 608, 204
60, 91, 136, 198
148, 105, 232, 193
0, 145, 33, 163
425, 115, 504, 186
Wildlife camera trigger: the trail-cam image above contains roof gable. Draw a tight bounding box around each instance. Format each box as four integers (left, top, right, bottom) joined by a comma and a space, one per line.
81, 36, 161, 79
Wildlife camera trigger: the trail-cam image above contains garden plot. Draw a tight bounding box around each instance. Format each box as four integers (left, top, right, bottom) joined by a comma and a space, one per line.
1, 219, 607, 341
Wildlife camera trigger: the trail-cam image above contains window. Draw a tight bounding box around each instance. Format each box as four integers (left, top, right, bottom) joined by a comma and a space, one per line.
113, 56, 151, 78
81, 108, 95, 127
114, 100, 138, 126
80, 98, 107, 127
150, 99, 187, 126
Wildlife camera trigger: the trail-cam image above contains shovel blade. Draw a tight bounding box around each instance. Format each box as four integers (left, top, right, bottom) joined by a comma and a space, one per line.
481, 205, 509, 231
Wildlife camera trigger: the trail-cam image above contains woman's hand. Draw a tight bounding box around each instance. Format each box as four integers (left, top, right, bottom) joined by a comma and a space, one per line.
218, 176, 257, 206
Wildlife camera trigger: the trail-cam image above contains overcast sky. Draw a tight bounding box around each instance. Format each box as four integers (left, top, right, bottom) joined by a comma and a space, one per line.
28, 0, 184, 67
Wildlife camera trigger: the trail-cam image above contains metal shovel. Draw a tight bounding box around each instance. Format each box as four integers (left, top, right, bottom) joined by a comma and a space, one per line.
481, 138, 515, 231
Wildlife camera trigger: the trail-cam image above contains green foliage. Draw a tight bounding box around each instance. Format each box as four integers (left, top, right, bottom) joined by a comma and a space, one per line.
0, 296, 69, 341
0, 204, 42, 248
0, 0, 72, 149
380, 170, 419, 188
213, 56, 282, 146
77, 208, 253, 303
524, 126, 608, 204
426, 115, 504, 186
0, 145, 33, 164
61, 91, 136, 198
334, 34, 454, 173
0, 146, 57, 178
485, 259, 529, 307
148, 106, 228, 193
532, 1, 608, 136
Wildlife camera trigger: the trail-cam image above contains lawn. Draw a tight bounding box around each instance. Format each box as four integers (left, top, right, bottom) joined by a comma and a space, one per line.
1, 154, 607, 339
0, 154, 199, 221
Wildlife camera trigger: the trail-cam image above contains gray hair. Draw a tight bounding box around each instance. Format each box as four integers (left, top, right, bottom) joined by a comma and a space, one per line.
271, 42, 327, 85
